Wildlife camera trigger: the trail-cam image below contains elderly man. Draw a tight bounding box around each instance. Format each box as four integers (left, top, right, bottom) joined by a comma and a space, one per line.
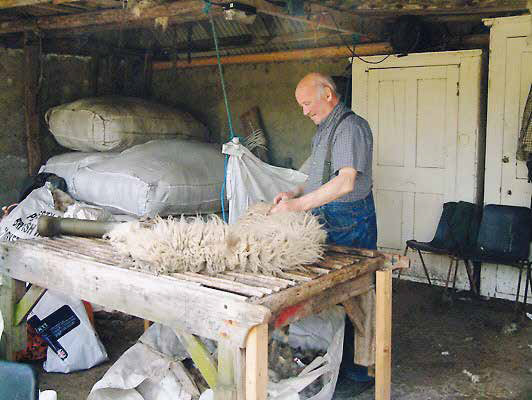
271, 72, 376, 249
271, 72, 377, 393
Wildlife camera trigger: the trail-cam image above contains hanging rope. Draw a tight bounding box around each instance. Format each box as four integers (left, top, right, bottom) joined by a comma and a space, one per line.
204, 0, 236, 222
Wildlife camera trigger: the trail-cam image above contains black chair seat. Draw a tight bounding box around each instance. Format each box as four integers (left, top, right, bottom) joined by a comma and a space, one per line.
406, 240, 451, 255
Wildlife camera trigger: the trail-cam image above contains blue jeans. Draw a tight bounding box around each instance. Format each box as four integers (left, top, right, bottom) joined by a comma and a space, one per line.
313, 193, 377, 250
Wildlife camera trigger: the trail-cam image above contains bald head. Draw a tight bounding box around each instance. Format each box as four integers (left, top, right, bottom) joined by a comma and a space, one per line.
295, 73, 340, 125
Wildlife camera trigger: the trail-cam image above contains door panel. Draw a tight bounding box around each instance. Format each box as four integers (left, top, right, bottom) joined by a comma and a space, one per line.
368, 65, 459, 253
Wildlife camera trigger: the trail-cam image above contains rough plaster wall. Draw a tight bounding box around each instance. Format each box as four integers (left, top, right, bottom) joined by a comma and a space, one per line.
152, 59, 350, 168
0, 49, 93, 206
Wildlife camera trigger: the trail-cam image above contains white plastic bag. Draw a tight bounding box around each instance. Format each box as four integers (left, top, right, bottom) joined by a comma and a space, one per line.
268, 306, 345, 400
0, 186, 60, 241
222, 140, 308, 224
28, 290, 108, 373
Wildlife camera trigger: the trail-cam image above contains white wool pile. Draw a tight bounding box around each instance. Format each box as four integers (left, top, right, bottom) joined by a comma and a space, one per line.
106, 203, 326, 275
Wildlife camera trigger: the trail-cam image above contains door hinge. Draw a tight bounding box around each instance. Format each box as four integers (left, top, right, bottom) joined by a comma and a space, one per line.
456, 82, 459, 96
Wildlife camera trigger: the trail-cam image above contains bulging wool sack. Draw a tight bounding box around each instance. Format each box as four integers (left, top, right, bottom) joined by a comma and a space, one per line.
40, 152, 117, 198
45, 96, 208, 152
73, 139, 225, 217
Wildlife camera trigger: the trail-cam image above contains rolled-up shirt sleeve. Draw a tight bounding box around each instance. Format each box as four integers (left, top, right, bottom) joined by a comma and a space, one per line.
331, 117, 372, 176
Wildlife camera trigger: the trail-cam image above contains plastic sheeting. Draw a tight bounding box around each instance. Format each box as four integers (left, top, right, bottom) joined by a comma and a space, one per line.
222, 140, 308, 224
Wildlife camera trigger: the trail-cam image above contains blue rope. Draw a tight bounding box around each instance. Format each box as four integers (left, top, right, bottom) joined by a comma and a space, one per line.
204, 1, 236, 222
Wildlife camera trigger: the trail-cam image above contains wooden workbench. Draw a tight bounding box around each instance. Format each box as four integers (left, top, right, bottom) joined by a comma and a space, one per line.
0, 237, 402, 400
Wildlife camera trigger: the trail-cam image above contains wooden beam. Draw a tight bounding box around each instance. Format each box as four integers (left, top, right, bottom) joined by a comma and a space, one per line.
154, 42, 393, 68
0, 0, 77, 9
348, 0, 528, 16
24, 32, 41, 176
0, 0, 208, 34
14, 285, 46, 326
375, 269, 392, 400
0, 275, 26, 361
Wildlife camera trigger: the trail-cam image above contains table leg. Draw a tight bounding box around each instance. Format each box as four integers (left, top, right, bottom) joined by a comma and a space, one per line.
0, 274, 26, 360
245, 323, 268, 400
215, 339, 237, 400
375, 269, 392, 400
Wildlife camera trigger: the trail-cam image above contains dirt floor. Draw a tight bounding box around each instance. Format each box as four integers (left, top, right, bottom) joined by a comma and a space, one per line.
35, 279, 532, 400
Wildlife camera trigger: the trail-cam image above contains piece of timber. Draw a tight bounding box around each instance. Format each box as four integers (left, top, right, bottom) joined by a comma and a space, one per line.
0, 274, 26, 360
0, 241, 271, 346
173, 327, 218, 389
375, 269, 392, 400
172, 273, 270, 298
14, 285, 46, 326
354, 290, 376, 367
245, 323, 268, 400
0, 0, 76, 9
215, 339, 237, 400
154, 42, 393, 69
24, 32, 41, 175
253, 255, 383, 313
272, 273, 373, 329
342, 294, 366, 336
0, 0, 206, 34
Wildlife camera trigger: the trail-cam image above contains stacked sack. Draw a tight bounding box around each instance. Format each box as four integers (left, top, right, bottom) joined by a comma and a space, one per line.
42, 96, 224, 217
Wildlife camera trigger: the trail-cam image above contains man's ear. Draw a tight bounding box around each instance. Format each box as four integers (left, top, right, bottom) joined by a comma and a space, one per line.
324, 86, 333, 101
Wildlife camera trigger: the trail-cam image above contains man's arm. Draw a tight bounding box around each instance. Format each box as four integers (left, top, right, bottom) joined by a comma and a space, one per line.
273, 156, 311, 204
271, 167, 357, 213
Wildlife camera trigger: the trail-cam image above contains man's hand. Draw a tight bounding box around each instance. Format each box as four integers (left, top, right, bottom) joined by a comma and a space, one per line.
270, 198, 302, 214
273, 191, 296, 205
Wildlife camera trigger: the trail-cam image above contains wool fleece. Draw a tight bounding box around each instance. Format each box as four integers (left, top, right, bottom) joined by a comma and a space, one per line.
106, 203, 327, 276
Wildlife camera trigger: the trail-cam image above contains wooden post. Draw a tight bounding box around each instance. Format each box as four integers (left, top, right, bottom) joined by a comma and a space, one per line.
23, 32, 41, 176
143, 49, 153, 98
245, 323, 268, 400
375, 269, 392, 400
0, 275, 26, 360
214, 339, 237, 400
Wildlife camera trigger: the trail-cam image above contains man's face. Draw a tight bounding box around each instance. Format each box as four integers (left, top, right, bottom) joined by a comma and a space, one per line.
295, 84, 330, 125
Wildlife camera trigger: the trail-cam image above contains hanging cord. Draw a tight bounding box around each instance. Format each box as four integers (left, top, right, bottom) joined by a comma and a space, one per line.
204, 0, 237, 222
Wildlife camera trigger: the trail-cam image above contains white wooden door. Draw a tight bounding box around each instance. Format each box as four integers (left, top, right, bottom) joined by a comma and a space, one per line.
353, 51, 484, 287
482, 16, 532, 302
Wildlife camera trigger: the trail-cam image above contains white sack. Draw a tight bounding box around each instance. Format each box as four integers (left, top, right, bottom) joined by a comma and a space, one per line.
0, 186, 60, 241
222, 140, 308, 224
46, 97, 208, 152
73, 139, 225, 217
40, 152, 117, 198
28, 290, 108, 373
88, 324, 207, 400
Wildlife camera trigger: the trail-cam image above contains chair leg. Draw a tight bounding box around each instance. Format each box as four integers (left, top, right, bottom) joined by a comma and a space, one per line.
397, 247, 408, 281
523, 262, 531, 308
463, 259, 478, 295
416, 249, 432, 286
451, 258, 459, 291
444, 257, 455, 290
514, 264, 524, 311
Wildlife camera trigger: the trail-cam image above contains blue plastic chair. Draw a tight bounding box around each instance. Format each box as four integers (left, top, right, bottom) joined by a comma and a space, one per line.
0, 360, 39, 399
464, 205, 532, 308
